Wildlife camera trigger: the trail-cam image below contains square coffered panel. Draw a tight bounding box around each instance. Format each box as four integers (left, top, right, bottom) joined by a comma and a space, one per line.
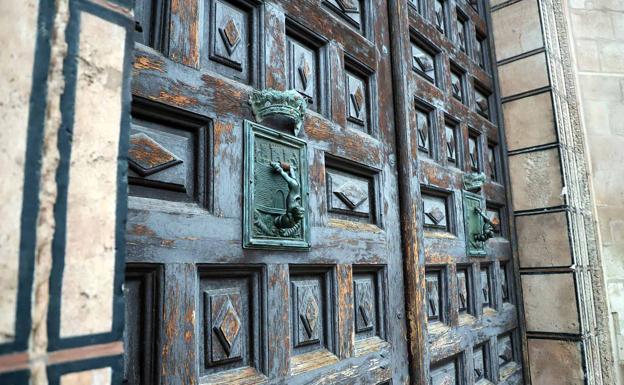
423, 192, 450, 232
287, 36, 318, 110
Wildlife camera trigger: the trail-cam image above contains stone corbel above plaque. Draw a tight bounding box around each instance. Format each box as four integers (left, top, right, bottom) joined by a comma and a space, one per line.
463, 172, 486, 192
244, 89, 310, 250
249, 89, 307, 136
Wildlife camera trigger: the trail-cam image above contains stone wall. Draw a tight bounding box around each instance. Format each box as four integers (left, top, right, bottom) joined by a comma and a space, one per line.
0, 0, 39, 349
566, 0, 624, 383
0, 0, 131, 384
491, 0, 619, 383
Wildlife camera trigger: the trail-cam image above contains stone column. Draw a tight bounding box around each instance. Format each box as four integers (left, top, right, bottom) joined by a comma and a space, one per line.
491, 0, 617, 383
566, 0, 624, 383
0, 1, 132, 384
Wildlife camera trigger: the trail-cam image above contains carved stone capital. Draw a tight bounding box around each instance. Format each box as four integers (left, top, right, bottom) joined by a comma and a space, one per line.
249, 89, 307, 136
463, 172, 486, 191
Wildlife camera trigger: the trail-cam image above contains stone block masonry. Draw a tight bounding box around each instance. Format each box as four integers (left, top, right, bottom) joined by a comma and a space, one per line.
492, 0, 620, 383
0, 0, 132, 384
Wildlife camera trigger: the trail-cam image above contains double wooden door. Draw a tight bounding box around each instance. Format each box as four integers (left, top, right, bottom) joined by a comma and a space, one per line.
405, 0, 524, 384
124, 0, 524, 384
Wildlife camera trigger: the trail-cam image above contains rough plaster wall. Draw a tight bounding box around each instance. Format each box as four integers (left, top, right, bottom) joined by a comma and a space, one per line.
30, 0, 70, 383
0, 0, 38, 344
59, 11, 125, 338
59, 367, 111, 385
566, 0, 624, 383
0, 0, 126, 382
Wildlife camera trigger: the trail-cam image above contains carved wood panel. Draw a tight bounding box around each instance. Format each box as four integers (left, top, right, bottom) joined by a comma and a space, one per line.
416, 103, 435, 156
480, 265, 492, 309
204, 0, 259, 84
123, 266, 160, 385
133, 0, 169, 51
129, 99, 211, 206
426, 269, 444, 323
198, 268, 263, 377
474, 30, 488, 71
473, 344, 489, 382
430, 357, 459, 385
127, 0, 520, 383
450, 69, 463, 103
326, 155, 379, 224
323, 0, 366, 34
456, 266, 471, 315
474, 86, 491, 120
344, 58, 374, 134
433, 0, 447, 34
487, 142, 499, 181
455, 10, 468, 53
422, 191, 451, 232
353, 267, 386, 344
289, 268, 335, 356
445, 119, 461, 168
497, 333, 516, 370
467, 132, 481, 173
405, 0, 524, 381
412, 40, 438, 86
500, 262, 510, 303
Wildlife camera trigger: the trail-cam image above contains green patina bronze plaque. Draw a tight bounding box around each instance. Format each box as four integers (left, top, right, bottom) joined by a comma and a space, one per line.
463, 190, 498, 256
243, 120, 310, 250
463, 190, 487, 257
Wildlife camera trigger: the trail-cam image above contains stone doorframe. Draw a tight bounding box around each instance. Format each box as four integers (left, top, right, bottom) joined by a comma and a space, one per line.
491, 0, 616, 383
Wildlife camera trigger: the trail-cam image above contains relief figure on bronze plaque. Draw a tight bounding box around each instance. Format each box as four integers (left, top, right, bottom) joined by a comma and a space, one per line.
253, 159, 304, 238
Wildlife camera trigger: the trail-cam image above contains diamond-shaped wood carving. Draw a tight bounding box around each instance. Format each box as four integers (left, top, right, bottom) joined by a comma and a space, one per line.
336, 0, 359, 12
208, 291, 243, 363
469, 137, 479, 171
425, 207, 445, 225
498, 335, 513, 365
416, 112, 429, 151
474, 346, 487, 380
451, 73, 462, 101
431, 360, 457, 385
328, 168, 373, 221
476, 91, 489, 117
457, 270, 468, 312
423, 194, 448, 230
334, 180, 368, 211
301, 294, 319, 337
434, 0, 445, 33
456, 20, 466, 51
214, 298, 241, 356
413, 52, 434, 73
412, 46, 437, 83
499, 263, 509, 301
426, 273, 441, 320
477, 99, 488, 113
129, 133, 183, 177
481, 268, 490, 307
296, 284, 320, 345
219, 18, 241, 56
354, 280, 374, 332
446, 126, 456, 162
488, 146, 497, 179
351, 85, 364, 118
298, 54, 311, 91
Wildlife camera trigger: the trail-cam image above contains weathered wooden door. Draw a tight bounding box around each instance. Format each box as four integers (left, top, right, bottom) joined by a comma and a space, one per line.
124, 0, 410, 384
399, 0, 525, 384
